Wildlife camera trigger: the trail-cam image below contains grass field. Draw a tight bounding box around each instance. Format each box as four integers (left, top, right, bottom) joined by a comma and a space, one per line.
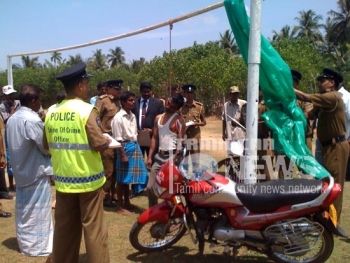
0, 118, 349, 263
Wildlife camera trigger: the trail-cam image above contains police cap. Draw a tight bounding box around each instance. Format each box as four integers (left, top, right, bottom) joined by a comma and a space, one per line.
56, 62, 91, 83
106, 79, 123, 89
317, 68, 343, 86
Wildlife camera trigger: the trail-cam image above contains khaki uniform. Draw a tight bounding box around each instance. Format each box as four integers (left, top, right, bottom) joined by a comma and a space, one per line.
181, 100, 205, 153
310, 91, 349, 219
95, 95, 120, 195
95, 95, 120, 133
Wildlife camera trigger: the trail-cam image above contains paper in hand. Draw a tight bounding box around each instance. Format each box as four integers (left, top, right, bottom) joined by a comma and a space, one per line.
185, 121, 195, 127
103, 133, 122, 148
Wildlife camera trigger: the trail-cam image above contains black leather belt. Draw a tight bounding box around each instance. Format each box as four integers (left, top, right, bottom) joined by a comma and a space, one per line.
321, 135, 346, 147
159, 150, 176, 155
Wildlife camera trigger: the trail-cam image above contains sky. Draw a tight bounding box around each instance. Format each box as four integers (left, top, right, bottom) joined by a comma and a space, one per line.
0, 0, 339, 71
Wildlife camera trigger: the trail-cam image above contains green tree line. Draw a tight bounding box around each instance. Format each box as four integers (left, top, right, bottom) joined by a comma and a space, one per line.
0, 1, 348, 113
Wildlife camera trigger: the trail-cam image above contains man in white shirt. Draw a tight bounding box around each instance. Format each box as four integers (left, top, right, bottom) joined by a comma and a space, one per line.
111, 91, 148, 212
6, 84, 53, 256
338, 85, 350, 182
222, 86, 246, 158
146, 94, 186, 207
338, 85, 350, 139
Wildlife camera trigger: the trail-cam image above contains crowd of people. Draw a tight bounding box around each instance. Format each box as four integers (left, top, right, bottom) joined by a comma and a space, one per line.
0, 62, 348, 261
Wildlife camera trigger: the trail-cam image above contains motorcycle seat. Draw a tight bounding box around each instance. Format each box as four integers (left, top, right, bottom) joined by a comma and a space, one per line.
235, 179, 323, 213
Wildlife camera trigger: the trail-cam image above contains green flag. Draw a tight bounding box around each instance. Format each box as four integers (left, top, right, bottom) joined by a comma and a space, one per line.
224, 0, 329, 179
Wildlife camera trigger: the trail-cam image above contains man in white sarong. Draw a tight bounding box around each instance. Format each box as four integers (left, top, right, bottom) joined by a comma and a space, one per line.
7, 84, 53, 256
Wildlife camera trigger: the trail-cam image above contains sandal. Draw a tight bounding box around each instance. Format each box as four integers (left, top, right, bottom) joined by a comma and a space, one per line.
0, 210, 12, 218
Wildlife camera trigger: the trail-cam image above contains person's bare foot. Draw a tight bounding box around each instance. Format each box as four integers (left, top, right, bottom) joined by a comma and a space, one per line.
0, 210, 12, 218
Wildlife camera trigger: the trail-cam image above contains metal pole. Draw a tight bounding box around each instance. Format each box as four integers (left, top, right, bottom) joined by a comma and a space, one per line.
244, 0, 261, 184
7, 56, 13, 87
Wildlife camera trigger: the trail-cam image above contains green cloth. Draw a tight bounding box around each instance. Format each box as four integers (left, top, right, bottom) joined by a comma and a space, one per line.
224, 0, 329, 179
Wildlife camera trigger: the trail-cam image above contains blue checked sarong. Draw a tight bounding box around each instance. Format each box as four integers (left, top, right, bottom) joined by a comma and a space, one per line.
16, 177, 53, 256
115, 141, 148, 194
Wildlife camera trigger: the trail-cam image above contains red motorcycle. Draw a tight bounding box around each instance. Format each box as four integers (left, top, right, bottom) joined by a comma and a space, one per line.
129, 154, 342, 263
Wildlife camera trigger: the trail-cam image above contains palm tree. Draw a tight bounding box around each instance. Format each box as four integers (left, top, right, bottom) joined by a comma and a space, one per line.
107, 47, 125, 68
219, 30, 238, 54
295, 10, 323, 42
90, 49, 106, 70
12, 63, 22, 70
328, 0, 350, 44
272, 25, 297, 42
131, 57, 146, 73
50, 51, 62, 66
21, 55, 40, 68
67, 54, 84, 66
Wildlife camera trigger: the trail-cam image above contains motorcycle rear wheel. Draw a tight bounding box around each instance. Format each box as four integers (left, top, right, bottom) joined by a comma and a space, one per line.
129, 218, 187, 253
269, 228, 334, 263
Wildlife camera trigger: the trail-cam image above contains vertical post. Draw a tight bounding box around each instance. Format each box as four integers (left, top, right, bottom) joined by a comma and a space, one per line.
244, 0, 261, 184
7, 56, 13, 87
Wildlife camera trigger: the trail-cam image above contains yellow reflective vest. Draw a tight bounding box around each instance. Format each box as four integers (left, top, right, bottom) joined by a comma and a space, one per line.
45, 98, 105, 193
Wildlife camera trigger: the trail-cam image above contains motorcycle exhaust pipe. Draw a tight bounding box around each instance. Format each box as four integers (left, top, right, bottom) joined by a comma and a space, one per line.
214, 228, 245, 241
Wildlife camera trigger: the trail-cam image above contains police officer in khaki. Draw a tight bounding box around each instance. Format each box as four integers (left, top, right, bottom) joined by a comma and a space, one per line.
95, 80, 122, 207
44, 62, 110, 262
295, 68, 349, 222
180, 84, 206, 154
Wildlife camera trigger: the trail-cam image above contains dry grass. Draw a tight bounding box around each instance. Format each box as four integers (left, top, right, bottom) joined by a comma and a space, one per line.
1, 119, 350, 262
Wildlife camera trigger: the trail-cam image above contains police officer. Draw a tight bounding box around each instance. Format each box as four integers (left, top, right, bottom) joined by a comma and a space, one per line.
44, 63, 110, 263
95, 80, 122, 207
295, 68, 349, 221
180, 84, 206, 154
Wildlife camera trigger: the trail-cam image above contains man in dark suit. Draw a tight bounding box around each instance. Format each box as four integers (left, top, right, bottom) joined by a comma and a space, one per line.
133, 82, 165, 157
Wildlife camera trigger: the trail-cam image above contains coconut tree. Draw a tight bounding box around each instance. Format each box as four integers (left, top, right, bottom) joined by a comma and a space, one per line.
295, 10, 323, 42
50, 51, 62, 66
107, 47, 125, 68
21, 55, 40, 68
90, 49, 106, 70
328, 0, 350, 44
67, 54, 84, 66
219, 30, 238, 54
131, 57, 146, 73
272, 25, 298, 42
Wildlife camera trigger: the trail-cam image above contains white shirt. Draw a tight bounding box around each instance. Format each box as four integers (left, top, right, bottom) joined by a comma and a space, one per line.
6, 106, 52, 187
338, 87, 350, 139
111, 108, 138, 141
222, 99, 246, 140
138, 98, 149, 128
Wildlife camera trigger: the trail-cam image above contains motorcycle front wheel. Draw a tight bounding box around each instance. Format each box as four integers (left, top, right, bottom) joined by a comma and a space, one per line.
269, 228, 334, 263
129, 217, 187, 253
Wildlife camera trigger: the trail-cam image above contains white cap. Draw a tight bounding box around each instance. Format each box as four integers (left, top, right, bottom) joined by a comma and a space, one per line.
2, 85, 17, 95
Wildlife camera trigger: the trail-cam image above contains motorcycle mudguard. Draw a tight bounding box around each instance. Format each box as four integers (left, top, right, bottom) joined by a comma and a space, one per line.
137, 201, 172, 225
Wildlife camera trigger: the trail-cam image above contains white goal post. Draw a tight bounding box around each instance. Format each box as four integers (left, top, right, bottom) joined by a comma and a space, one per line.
6, 2, 224, 87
